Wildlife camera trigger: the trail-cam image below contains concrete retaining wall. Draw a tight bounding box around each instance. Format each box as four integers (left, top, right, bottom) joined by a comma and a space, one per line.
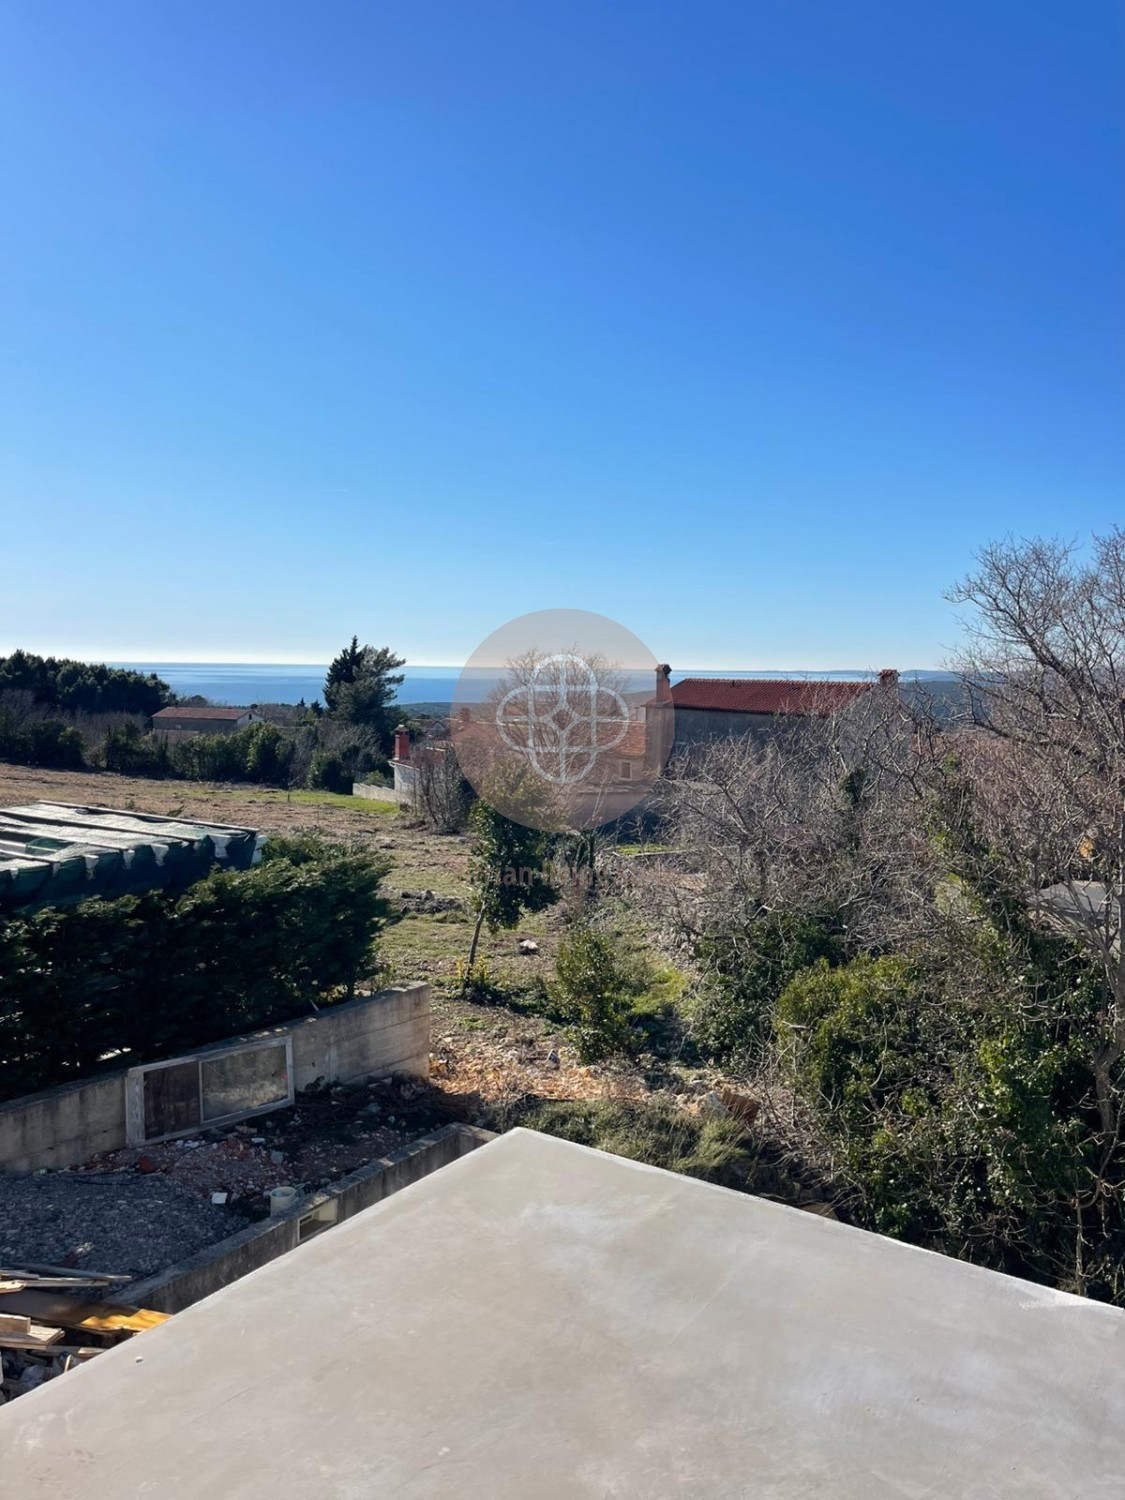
0, 1072, 128, 1178
0, 983, 430, 1173
352, 782, 403, 804
126, 1124, 492, 1313
288, 985, 428, 1090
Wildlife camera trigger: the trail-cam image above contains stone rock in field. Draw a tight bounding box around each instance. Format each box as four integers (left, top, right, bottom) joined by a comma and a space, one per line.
717, 1087, 761, 1127
697, 1091, 728, 1119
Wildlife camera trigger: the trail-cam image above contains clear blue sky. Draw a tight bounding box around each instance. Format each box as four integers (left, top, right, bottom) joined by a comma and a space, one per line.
1, 1, 1121, 670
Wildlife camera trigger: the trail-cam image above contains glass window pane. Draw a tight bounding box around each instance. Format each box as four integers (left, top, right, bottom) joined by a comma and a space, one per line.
200, 1044, 289, 1122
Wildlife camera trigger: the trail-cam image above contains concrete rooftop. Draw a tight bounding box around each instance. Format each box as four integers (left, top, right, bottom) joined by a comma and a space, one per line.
3, 1128, 1124, 1497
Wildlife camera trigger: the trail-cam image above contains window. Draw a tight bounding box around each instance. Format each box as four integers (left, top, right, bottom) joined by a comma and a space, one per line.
298, 1201, 340, 1242
126, 1036, 294, 1145
619, 759, 633, 780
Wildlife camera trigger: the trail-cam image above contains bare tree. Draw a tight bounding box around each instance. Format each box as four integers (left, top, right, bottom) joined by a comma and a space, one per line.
411, 737, 472, 832
947, 530, 1125, 1144
654, 678, 937, 955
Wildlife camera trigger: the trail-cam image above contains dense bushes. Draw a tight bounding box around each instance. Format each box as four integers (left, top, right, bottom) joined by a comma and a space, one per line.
0, 836, 391, 1102
770, 938, 1112, 1294
101, 720, 299, 785
308, 749, 351, 794
692, 908, 845, 1066
0, 704, 86, 768
102, 721, 172, 775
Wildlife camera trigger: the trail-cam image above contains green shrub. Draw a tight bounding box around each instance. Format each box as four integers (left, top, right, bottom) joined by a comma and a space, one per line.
693, 907, 844, 1065
0, 838, 391, 1101
551, 924, 636, 1062
776, 955, 929, 1133
103, 721, 170, 775
453, 956, 500, 1003
0, 709, 87, 769
773, 950, 1104, 1287
308, 749, 351, 793
240, 722, 294, 784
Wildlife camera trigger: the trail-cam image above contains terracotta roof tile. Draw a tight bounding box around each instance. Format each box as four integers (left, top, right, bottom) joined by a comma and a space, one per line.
671, 678, 874, 716
153, 706, 250, 721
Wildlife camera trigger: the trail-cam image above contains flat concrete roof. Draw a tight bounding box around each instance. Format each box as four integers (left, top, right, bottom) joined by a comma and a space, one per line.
3, 1128, 1124, 1497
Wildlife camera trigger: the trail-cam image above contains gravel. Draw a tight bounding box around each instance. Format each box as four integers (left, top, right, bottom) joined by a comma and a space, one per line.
0, 1171, 251, 1281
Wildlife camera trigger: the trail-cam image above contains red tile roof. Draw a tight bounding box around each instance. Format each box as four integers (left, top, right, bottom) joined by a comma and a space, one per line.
153, 706, 250, 721
670, 678, 874, 716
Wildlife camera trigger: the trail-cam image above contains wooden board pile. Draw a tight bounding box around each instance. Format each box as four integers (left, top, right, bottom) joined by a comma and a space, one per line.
0, 1263, 169, 1405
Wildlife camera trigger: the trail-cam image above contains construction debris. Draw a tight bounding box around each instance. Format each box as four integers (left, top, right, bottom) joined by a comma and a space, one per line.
1, 1264, 168, 1405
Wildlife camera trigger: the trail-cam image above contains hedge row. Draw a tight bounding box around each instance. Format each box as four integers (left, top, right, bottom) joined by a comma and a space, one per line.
0, 708, 85, 769
0, 836, 391, 1102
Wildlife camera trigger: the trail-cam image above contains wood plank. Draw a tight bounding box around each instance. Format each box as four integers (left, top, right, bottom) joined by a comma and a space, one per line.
0, 1290, 170, 1336
0, 1322, 64, 1349
1, 1262, 130, 1283
9, 1261, 132, 1283
0, 1274, 117, 1290
0, 1313, 32, 1336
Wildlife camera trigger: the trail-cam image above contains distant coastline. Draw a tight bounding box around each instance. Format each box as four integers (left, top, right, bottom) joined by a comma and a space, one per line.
109, 662, 956, 709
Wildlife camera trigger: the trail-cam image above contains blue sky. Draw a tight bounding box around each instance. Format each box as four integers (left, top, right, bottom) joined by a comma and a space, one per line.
1, 1, 1121, 670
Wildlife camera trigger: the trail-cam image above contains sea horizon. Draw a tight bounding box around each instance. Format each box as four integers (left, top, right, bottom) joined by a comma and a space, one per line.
107, 661, 954, 708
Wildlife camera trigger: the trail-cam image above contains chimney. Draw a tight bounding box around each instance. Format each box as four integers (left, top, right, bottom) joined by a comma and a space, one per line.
879, 669, 899, 686
654, 664, 673, 704
393, 725, 410, 763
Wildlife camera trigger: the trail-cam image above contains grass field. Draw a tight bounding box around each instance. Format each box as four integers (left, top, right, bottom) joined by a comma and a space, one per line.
242, 787, 398, 813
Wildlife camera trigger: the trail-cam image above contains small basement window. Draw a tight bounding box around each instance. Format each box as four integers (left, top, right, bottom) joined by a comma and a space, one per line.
619, 760, 633, 780
298, 1201, 340, 1243
126, 1036, 294, 1146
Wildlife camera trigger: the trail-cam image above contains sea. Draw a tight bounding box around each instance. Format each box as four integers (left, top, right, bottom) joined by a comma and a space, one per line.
110, 663, 953, 710
110, 663, 464, 708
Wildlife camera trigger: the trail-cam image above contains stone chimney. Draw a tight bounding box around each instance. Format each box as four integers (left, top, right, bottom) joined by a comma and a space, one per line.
393, 725, 411, 763
645, 665, 675, 775
879, 669, 899, 686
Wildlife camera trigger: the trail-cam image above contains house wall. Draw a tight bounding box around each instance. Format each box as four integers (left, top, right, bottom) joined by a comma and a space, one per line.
0, 983, 430, 1173
392, 759, 419, 805
672, 707, 778, 749
153, 712, 261, 735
